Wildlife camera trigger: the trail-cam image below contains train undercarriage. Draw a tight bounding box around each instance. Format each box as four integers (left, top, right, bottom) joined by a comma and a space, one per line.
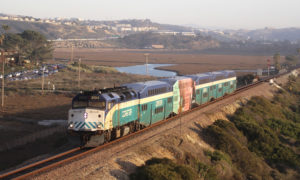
70, 121, 143, 147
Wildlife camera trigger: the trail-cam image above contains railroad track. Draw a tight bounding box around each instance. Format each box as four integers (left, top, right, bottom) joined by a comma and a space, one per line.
0, 73, 285, 179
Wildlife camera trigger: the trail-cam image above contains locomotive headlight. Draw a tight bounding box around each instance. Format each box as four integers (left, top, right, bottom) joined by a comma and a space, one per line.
69, 123, 74, 128
97, 124, 102, 128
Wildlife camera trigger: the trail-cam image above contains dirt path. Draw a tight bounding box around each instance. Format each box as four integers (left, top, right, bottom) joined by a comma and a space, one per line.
33, 72, 292, 180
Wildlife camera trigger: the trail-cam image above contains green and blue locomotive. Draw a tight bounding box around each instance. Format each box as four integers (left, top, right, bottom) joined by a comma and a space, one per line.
68, 71, 236, 146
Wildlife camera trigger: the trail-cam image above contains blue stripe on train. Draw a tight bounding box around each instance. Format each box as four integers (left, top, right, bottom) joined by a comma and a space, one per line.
72, 121, 104, 129
88, 122, 96, 128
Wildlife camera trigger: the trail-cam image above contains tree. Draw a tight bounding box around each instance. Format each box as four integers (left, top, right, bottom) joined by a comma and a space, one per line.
20, 30, 53, 63
273, 53, 281, 71
0, 24, 10, 47
285, 55, 298, 67
1, 33, 23, 51
1, 24, 9, 32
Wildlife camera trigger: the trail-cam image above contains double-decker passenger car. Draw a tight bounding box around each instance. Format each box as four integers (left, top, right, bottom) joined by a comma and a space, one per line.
68, 70, 236, 147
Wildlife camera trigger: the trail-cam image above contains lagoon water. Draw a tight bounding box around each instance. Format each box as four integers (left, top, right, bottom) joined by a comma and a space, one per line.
115, 64, 177, 77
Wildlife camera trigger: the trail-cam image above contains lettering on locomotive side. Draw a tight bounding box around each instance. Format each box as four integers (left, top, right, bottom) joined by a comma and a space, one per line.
122, 109, 132, 118
90, 96, 100, 100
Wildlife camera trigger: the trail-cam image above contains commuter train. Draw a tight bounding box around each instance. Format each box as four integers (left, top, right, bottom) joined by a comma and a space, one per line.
68, 70, 236, 147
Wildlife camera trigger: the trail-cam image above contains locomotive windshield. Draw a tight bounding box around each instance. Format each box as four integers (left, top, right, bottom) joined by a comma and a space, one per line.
72, 100, 106, 109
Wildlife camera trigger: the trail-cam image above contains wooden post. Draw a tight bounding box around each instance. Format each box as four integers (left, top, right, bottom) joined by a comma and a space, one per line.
70, 45, 74, 64
42, 65, 45, 94
144, 53, 149, 75
78, 58, 81, 90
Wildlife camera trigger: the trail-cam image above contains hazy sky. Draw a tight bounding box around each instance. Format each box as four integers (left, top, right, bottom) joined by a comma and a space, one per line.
0, 0, 299, 29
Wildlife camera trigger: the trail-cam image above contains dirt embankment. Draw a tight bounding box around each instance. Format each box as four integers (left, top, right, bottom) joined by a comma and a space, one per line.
33, 72, 295, 179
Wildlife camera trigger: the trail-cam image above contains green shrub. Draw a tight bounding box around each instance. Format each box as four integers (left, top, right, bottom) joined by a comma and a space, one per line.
205, 120, 271, 178
229, 95, 300, 169
130, 158, 198, 180
204, 150, 231, 165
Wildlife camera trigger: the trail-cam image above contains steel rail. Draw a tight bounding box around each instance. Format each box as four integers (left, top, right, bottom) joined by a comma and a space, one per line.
0, 73, 284, 179
0, 147, 81, 179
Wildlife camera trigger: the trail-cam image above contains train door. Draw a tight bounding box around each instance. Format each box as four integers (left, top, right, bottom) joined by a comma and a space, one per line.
224, 81, 229, 94
208, 86, 213, 100
152, 99, 164, 123
172, 82, 180, 114
212, 85, 217, 99
165, 97, 173, 118
139, 103, 151, 126
217, 84, 223, 98
229, 81, 234, 93
201, 87, 209, 104
196, 89, 201, 105
112, 102, 120, 127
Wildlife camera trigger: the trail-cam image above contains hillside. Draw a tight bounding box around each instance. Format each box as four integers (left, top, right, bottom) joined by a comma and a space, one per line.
1, 13, 300, 54
238, 28, 300, 42
0, 20, 110, 39
111, 32, 220, 50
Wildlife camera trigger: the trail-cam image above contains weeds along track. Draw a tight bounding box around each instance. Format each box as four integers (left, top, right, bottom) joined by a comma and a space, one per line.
0, 74, 282, 179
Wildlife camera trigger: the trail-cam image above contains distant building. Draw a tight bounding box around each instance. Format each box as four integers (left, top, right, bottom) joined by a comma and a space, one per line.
181, 32, 196, 36
152, 44, 164, 49
156, 31, 180, 35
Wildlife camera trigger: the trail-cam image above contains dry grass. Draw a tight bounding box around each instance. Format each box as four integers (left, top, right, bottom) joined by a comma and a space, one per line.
53, 48, 284, 75
5, 67, 155, 93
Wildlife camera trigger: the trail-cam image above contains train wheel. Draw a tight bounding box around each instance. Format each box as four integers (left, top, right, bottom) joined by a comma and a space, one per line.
135, 121, 140, 131
104, 131, 111, 143
80, 134, 90, 147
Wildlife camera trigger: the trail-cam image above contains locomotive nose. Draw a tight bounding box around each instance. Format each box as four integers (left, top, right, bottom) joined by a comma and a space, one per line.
68, 108, 105, 131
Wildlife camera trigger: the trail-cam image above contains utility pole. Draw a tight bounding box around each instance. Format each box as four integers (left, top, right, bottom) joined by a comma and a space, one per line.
144, 53, 149, 75
70, 45, 74, 64
1, 50, 4, 110
267, 59, 270, 76
42, 65, 45, 94
78, 58, 81, 90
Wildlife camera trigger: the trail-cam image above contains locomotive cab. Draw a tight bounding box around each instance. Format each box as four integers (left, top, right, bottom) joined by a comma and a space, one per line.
68, 93, 107, 132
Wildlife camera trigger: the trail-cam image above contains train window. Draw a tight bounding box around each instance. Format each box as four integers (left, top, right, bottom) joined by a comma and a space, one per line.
210, 86, 213, 91
218, 88, 222, 92
142, 104, 148, 111
88, 101, 106, 109
120, 95, 125, 101
168, 97, 172, 103
196, 89, 200, 94
213, 85, 216, 89
203, 92, 208, 97
224, 82, 228, 86
230, 85, 233, 89
155, 107, 164, 114
73, 101, 88, 108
